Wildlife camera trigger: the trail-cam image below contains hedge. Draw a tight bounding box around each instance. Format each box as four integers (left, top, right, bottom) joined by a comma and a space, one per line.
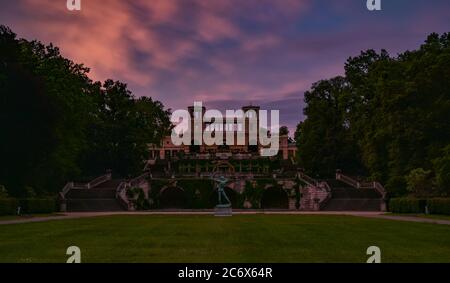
389, 198, 450, 215
177, 179, 216, 209
388, 198, 427, 213
19, 198, 57, 214
427, 198, 450, 215
0, 198, 57, 215
0, 198, 19, 215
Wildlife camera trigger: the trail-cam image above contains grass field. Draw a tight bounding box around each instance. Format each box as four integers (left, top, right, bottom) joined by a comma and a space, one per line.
0, 213, 64, 221
0, 215, 449, 263
386, 213, 450, 221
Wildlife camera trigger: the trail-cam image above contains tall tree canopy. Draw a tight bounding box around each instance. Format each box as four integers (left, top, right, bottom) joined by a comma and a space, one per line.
0, 26, 171, 196
81, 80, 171, 177
296, 77, 364, 177
296, 33, 450, 196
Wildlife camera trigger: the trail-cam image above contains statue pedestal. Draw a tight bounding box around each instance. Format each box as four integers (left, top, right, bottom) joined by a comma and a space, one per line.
215, 206, 232, 217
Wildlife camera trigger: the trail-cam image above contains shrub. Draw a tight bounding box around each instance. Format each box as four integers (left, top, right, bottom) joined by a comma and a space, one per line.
433, 146, 450, 195
177, 179, 215, 209
19, 198, 57, 214
147, 180, 171, 209
0, 185, 9, 198
25, 186, 38, 198
0, 198, 19, 215
127, 188, 150, 210
243, 180, 266, 209
385, 176, 407, 197
405, 168, 434, 197
389, 198, 426, 213
427, 198, 450, 215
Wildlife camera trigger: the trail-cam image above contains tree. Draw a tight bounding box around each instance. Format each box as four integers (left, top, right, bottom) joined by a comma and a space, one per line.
433, 145, 450, 195
0, 27, 88, 195
81, 80, 171, 177
295, 77, 363, 177
0, 25, 171, 195
280, 126, 289, 136
296, 32, 450, 197
405, 168, 434, 197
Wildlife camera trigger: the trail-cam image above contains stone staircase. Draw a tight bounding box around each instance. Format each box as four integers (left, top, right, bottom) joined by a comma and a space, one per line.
298, 171, 331, 211
300, 185, 330, 211
288, 198, 297, 210
322, 198, 382, 211
321, 179, 383, 211
64, 179, 127, 212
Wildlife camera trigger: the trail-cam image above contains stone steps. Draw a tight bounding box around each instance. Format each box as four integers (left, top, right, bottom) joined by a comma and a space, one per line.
322, 199, 382, 211
66, 188, 117, 199
288, 198, 297, 210
66, 199, 125, 212
65, 179, 127, 212
331, 187, 381, 199
95, 179, 124, 188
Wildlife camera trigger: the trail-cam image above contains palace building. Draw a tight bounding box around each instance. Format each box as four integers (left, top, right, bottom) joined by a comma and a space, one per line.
61, 105, 385, 213
148, 105, 298, 161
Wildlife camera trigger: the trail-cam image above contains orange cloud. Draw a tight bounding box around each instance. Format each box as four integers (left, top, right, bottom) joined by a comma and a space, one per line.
5, 0, 309, 89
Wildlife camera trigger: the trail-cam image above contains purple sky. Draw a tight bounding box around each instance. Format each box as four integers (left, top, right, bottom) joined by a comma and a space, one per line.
1, 0, 449, 134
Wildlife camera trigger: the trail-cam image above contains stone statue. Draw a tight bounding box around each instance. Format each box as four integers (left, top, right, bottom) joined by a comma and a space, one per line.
212, 175, 231, 208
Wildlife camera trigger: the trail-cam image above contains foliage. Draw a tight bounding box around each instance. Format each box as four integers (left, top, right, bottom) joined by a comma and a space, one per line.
148, 178, 293, 209
0, 25, 91, 196
25, 187, 37, 198
0, 25, 171, 195
389, 198, 427, 214
296, 77, 365, 177
242, 179, 280, 209
148, 180, 170, 208
0, 185, 8, 198
384, 176, 407, 197
0, 196, 56, 215
177, 179, 215, 209
148, 179, 216, 209
433, 145, 450, 195
0, 198, 18, 215
242, 181, 265, 209
296, 32, 450, 196
405, 168, 434, 197
81, 82, 172, 177
19, 198, 57, 214
427, 198, 450, 215
127, 187, 150, 210
280, 126, 289, 136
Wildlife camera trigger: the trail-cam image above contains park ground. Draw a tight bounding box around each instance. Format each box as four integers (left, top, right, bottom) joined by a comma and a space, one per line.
0, 213, 450, 263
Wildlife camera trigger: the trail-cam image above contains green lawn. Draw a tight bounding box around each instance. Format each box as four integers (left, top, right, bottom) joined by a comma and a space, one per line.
386, 213, 450, 221
0, 213, 65, 221
0, 215, 449, 263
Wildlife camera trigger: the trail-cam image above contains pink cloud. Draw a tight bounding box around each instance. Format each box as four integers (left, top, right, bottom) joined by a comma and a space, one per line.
242, 35, 281, 52
196, 12, 241, 42
3, 0, 311, 89
3, 0, 444, 133
11, 0, 155, 85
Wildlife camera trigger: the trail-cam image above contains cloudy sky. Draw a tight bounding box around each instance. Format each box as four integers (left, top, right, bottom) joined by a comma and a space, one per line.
1, 0, 449, 133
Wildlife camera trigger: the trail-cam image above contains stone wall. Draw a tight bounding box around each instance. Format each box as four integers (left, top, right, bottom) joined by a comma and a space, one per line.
144, 177, 299, 210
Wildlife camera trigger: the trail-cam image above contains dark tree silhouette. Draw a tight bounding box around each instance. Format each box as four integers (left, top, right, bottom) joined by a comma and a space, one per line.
296, 32, 450, 196
0, 26, 171, 196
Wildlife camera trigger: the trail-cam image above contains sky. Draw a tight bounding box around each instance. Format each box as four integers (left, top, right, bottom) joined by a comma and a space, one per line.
1, 0, 449, 134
